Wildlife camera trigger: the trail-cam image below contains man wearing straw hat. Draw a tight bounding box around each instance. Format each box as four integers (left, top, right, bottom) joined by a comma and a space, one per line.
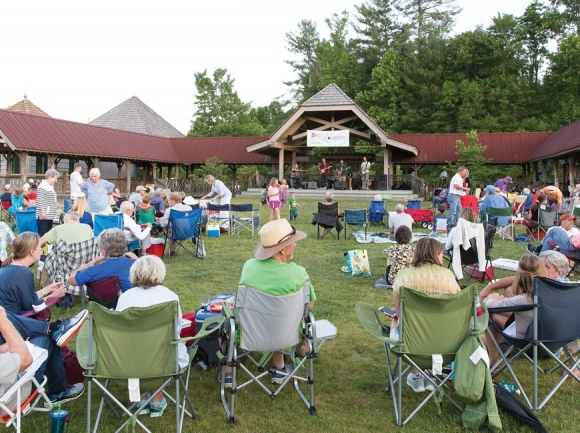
221, 219, 316, 388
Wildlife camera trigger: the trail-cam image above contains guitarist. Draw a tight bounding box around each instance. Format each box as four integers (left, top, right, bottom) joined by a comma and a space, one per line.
336, 159, 349, 182
360, 156, 373, 190
319, 158, 331, 189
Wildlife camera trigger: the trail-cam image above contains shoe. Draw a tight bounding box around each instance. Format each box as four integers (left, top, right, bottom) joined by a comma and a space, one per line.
136, 393, 150, 416
217, 370, 233, 389
46, 383, 85, 406
271, 363, 292, 385
149, 397, 167, 418
53, 310, 88, 347
527, 243, 538, 255
423, 371, 436, 391
406, 373, 425, 393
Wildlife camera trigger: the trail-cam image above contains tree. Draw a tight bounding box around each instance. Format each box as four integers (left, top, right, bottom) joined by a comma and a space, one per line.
453, 130, 493, 186
188, 68, 265, 137
284, 20, 321, 103
518, 0, 552, 85
250, 98, 291, 135
395, 0, 461, 39
190, 157, 230, 182
550, 0, 580, 35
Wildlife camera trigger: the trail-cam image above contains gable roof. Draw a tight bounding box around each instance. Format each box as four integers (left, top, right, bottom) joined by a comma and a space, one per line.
248, 83, 418, 156
527, 119, 580, 161
390, 132, 552, 164
89, 96, 185, 138
6, 96, 50, 117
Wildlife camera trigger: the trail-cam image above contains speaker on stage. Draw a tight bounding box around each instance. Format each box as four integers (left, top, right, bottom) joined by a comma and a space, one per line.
352, 178, 362, 190
377, 174, 388, 190
334, 181, 347, 190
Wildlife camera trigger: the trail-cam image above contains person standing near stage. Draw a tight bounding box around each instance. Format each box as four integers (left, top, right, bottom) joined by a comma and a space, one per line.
447, 166, 470, 228
361, 157, 372, 190
36, 169, 60, 237
291, 164, 302, 189
319, 158, 331, 189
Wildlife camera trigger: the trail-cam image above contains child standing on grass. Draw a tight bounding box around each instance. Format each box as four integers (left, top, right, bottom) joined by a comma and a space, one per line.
259, 188, 268, 208
267, 177, 281, 221
280, 179, 288, 208
288, 192, 302, 221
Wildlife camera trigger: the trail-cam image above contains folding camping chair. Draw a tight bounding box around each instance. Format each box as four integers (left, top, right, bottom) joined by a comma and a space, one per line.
513, 195, 527, 215
230, 204, 259, 236
218, 284, 336, 425
205, 203, 230, 230
343, 209, 368, 240
0, 200, 12, 223
63, 199, 73, 213
460, 195, 479, 215
369, 200, 386, 225
14, 210, 38, 234
528, 205, 557, 241
356, 285, 488, 426
85, 276, 122, 310
167, 208, 202, 259
486, 206, 515, 241
93, 213, 123, 237
311, 202, 342, 240
0, 342, 53, 432
486, 277, 580, 410
136, 206, 155, 224
77, 300, 224, 433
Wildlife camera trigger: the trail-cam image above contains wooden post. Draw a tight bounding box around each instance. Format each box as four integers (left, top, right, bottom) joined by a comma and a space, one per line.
124, 160, 132, 193
15, 151, 28, 186
151, 162, 157, 185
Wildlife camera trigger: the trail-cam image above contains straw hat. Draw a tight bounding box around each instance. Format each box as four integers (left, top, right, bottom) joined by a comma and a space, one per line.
254, 219, 306, 260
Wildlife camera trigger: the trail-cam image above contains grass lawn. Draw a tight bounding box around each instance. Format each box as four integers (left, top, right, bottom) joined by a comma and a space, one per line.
23, 197, 577, 432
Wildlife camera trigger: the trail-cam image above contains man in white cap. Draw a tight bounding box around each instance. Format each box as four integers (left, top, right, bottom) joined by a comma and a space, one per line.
69, 163, 85, 198
129, 186, 146, 209
220, 219, 316, 388
1, 185, 13, 203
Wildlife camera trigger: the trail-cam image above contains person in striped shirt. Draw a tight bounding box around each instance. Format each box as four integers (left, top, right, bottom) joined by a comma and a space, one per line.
35, 169, 60, 237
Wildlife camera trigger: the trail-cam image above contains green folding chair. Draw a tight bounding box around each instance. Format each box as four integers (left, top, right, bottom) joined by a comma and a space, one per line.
356, 285, 488, 426
76, 301, 223, 433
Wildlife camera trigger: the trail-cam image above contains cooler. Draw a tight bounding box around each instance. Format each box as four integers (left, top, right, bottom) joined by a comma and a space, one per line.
207, 219, 220, 238
145, 238, 165, 258
194, 293, 235, 365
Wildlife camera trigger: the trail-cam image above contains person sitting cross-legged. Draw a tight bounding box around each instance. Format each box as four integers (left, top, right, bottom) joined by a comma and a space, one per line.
69, 228, 137, 293
119, 201, 152, 254
527, 213, 580, 257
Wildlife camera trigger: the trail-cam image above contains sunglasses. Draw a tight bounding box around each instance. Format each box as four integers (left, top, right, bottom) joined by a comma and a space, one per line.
276, 226, 296, 244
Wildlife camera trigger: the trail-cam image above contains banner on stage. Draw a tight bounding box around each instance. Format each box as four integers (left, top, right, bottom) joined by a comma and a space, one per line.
306, 130, 349, 147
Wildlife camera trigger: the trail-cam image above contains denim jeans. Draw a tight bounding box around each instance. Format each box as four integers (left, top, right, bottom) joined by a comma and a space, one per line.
447, 193, 462, 227
541, 227, 579, 257
3, 313, 67, 395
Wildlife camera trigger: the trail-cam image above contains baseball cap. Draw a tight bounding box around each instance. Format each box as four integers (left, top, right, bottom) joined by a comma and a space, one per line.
560, 214, 575, 223
484, 185, 495, 194
136, 186, 146, 191
4, 184, 11, 190
505, 176, 512, 182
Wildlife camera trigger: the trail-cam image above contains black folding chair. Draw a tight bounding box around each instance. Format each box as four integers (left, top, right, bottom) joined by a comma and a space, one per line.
311, 202, 342, 240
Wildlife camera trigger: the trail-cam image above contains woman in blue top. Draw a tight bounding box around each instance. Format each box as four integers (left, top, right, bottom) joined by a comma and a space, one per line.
80, 168, 115, 216
0, 232, 67, 315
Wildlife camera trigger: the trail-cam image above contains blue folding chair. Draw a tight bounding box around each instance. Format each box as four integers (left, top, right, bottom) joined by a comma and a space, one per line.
15, 210, 38, 234
94, 214, 123, 237
168, 208, 202, 259
343, 209, 368, 240
369, 200, 385, 225
63, 199, 73, 213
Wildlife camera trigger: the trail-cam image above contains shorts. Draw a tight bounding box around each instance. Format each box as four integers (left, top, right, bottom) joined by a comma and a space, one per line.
269, 200, 280, 209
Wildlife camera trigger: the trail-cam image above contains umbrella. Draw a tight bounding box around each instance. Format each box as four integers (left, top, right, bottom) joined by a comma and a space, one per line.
493, 383, 547, 433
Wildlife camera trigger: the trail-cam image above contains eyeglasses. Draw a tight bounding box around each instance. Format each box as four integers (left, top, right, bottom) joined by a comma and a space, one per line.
276, 226, 296, 244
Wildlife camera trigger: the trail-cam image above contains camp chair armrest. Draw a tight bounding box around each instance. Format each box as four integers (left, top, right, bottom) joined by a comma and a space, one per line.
487, 304, 535, 315
470, 307, 489, 335
177, 315, 225, 345
222, 302, 234, 319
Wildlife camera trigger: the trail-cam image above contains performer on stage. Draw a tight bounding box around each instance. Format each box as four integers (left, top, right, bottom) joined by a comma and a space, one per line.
319, 158, 331, 189
291, 163, 302, 189
361, 157, 373, 190
336, 160, 348, 182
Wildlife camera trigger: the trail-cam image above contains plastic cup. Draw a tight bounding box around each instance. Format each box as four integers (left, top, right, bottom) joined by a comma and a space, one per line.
49, 409, 68, 433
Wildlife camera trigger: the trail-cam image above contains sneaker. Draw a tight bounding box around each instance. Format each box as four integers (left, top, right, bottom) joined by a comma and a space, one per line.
136, 393, 150, 416
149, 397, 167, 418
217, 370, 233, 389
271, 363, 292, 385
406, 373, 425, 393
46, 383, 85, 406
53, 310, 88, 347
423, 371, 436, 392
527, 243, 538, 255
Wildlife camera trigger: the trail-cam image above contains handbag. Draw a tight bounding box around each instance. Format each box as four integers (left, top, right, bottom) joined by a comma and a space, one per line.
344, 249, 371, 276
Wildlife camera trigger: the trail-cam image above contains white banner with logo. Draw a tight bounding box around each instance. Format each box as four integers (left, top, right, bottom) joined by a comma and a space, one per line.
306, 130, 350, 147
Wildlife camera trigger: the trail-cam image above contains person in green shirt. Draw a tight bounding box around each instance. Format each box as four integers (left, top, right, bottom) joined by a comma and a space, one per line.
287, 192, 302, 221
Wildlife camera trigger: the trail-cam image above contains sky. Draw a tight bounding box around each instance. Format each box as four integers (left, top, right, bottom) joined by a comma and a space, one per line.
1, 0, 533, 135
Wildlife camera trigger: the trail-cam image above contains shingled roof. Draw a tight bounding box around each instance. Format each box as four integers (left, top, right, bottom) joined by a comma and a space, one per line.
302, 83, 355, 106
89, 96, 185, 138
6, 96, 50, 117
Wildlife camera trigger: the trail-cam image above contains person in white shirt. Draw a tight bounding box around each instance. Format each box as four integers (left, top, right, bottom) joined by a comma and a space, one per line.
200, 175, 232, 229
69, 163, 84, 198
447, 166, 470, 228
388, 204, 414, 236
119, 201, 152, 253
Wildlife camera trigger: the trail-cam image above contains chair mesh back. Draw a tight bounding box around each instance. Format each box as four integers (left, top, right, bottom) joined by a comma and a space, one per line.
400, 286, 475, 369
231, 204, 253, 212
236, 285, 309, 352
87, 301, 178, 380
317, 202, 338, 217
136, 207, 155, 224
94, 214, 123, 237
15, 211, 38, 234
538, 206, 557, 228
86, 277, 121, 309
525, 277, 580, 350
344, 209, 367, 224
207, 203, 230, 212
169, 208, 201, 240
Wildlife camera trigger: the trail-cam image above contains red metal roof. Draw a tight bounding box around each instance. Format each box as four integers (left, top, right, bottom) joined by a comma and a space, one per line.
527, 119, 580, 161
170, 136, 270, 164
0, 110, 269, 165
390, 132, 552, 164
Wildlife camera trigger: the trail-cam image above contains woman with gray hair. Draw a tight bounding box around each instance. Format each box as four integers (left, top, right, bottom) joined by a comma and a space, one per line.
80, 167, 115, 216
115, 255, 187, 417
36, 169, 60, 236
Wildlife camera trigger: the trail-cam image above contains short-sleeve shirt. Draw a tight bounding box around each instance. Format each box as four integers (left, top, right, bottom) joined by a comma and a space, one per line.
384, 244, 415, 284
0, 265, 43, 314
42, 223, 94, 245
449, 173, 465, 196
393, 264, 460, 297
74, 257, 135, 292
81, 180, 115, 212
267, 186, 280, 202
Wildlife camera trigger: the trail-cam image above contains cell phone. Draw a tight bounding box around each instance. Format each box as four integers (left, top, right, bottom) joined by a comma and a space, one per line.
379, 306, 397, 318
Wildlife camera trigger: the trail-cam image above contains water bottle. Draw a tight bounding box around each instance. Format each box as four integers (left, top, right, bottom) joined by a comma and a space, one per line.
499, 381, 521, 396
475, 300, 484, 316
